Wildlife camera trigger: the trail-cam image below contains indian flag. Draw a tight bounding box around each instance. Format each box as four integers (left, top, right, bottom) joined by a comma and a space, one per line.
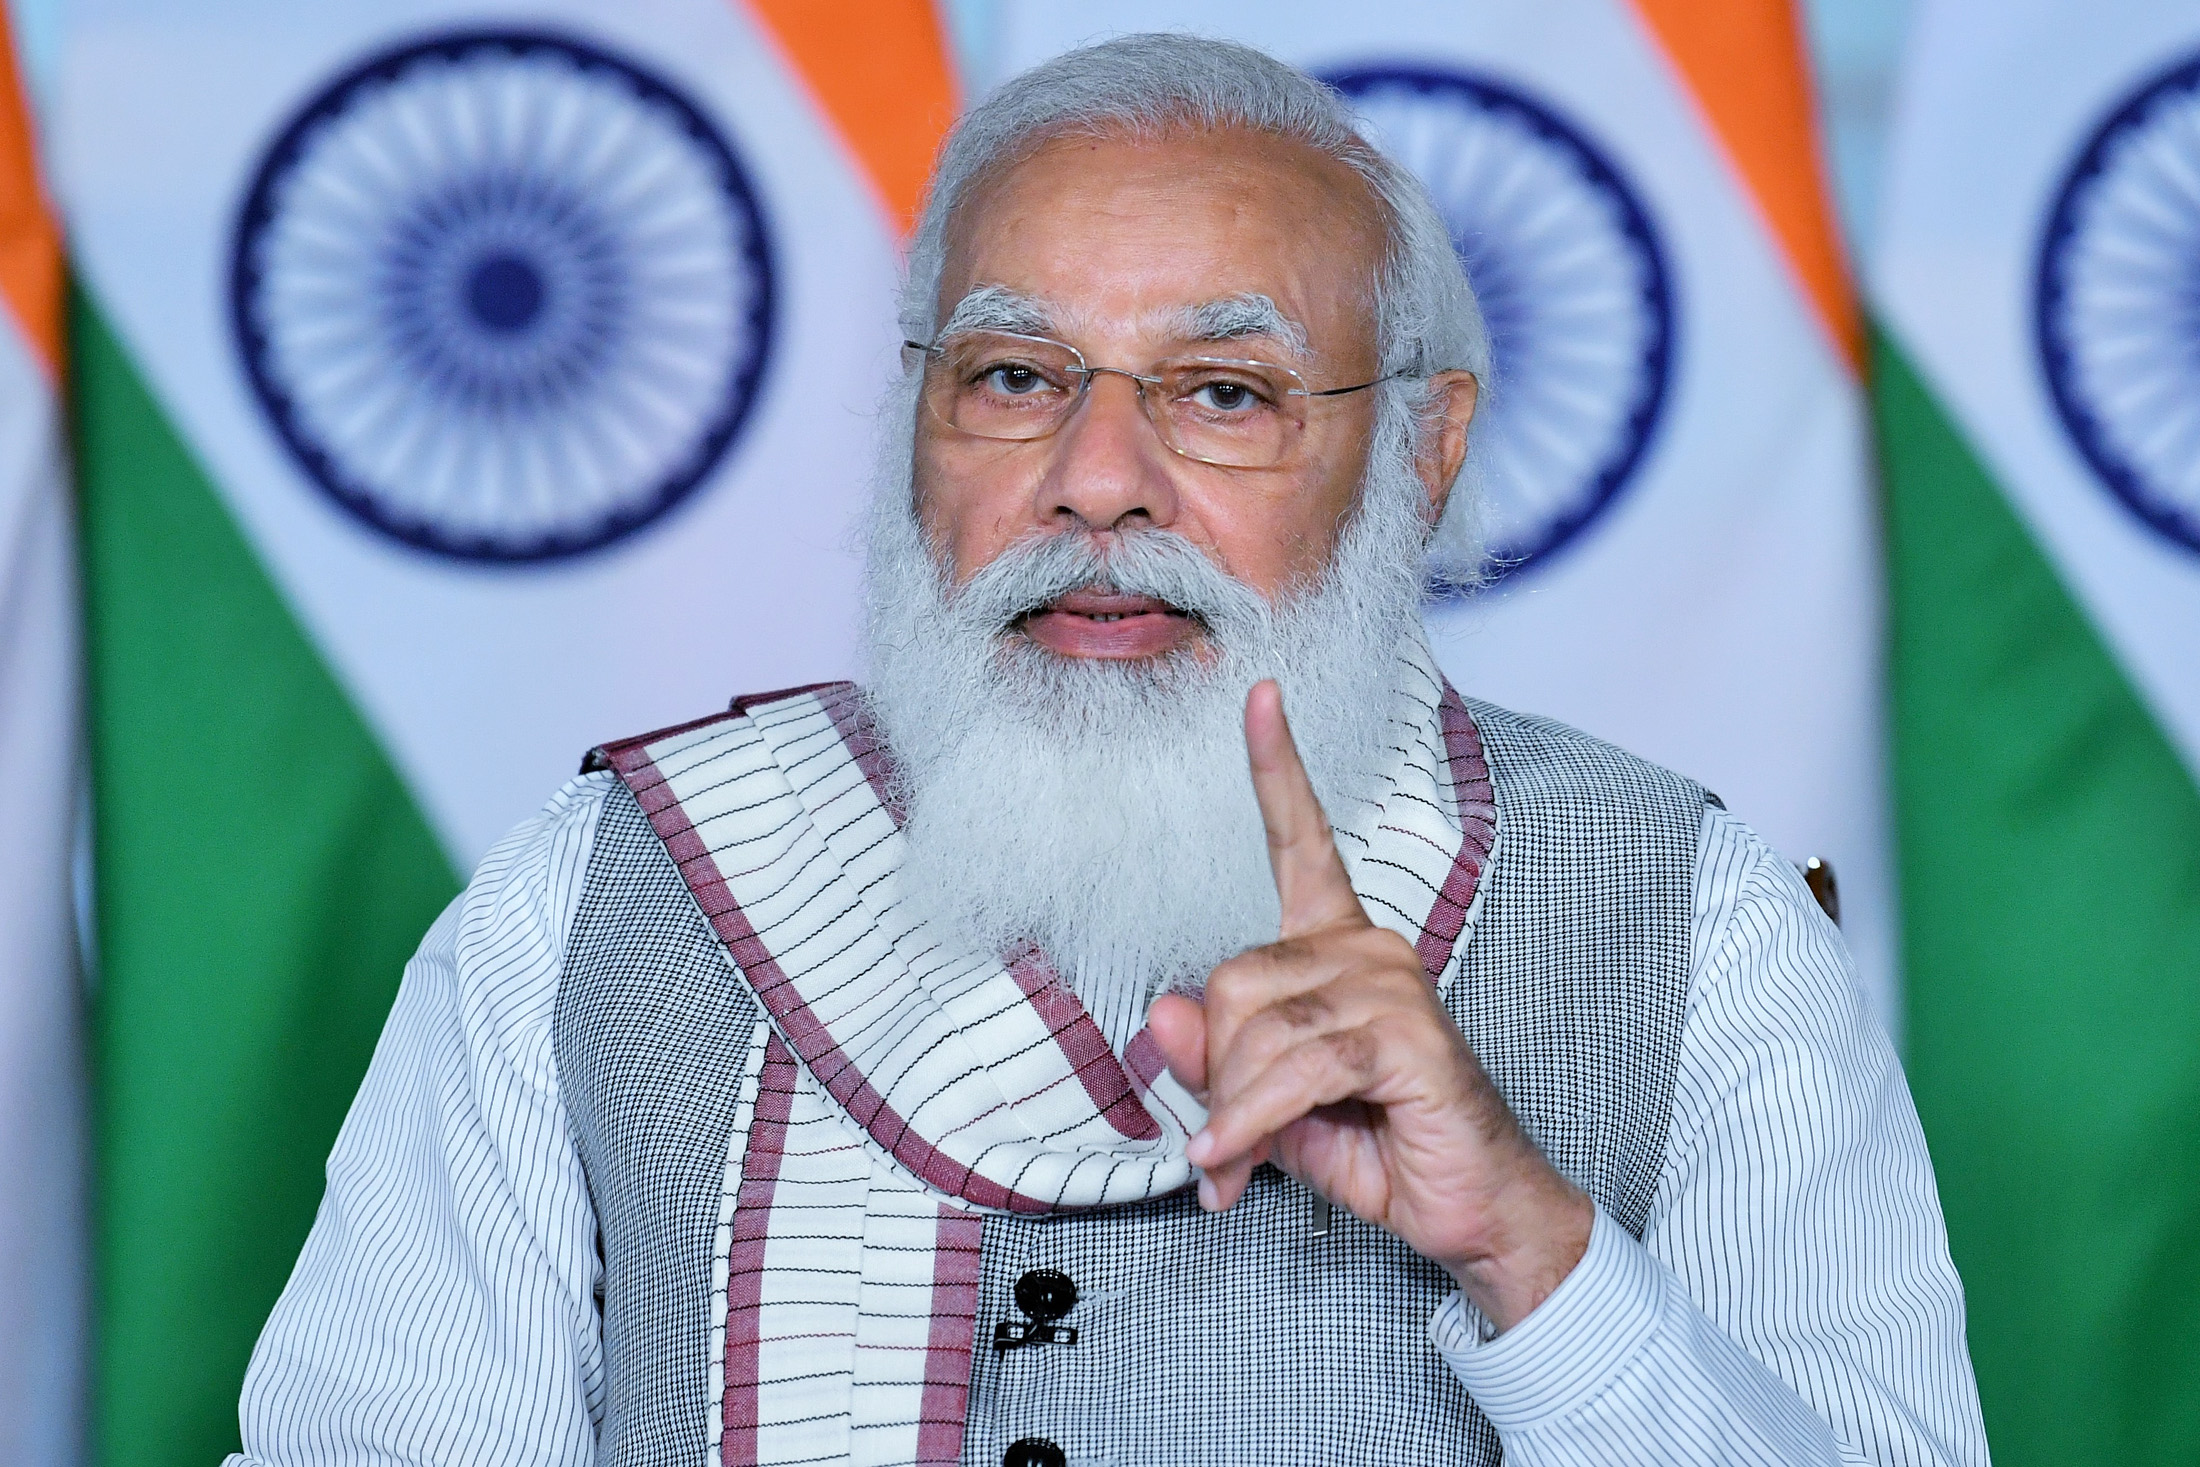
1876, 0, 2200, 1455
988, 3, 1888, 1008
54, 2, 954, 1461
0, 4, 83, 1463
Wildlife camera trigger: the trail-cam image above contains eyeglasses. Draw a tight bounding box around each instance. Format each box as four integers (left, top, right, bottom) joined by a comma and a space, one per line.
901, 329, 1402, 470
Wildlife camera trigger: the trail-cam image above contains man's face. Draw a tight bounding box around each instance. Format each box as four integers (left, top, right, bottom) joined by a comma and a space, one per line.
912, 126, 1398, 662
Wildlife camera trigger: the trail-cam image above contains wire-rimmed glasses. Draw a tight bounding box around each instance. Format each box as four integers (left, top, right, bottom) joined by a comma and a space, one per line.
902, 329, 1399, 470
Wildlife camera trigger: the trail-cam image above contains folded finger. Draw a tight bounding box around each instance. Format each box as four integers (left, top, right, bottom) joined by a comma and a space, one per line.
1198, 941, 1352, 1068
1200, 929, 1432, 1087
1186, 1028, 1379, 1175
1195, 1141, 1268, 1213
1201, 987, 1360, 1113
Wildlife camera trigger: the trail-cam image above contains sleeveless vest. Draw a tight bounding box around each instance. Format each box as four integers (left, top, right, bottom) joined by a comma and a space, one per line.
554, 695, 1703, 1466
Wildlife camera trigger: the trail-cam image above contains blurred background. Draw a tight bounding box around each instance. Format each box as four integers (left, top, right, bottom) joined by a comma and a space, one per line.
0, 1, 2193, 1463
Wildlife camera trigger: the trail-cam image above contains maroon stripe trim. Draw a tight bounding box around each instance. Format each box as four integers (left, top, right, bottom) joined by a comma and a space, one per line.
605, 737, 1055, 1215
1123, 1029, 1167, 1092
1005, 951, 1161, 1141
1414, 686, 1496, 986
1119, 1026, 1201, 1136
720, 1034, 799, 1466
915, 1207, 985, 1464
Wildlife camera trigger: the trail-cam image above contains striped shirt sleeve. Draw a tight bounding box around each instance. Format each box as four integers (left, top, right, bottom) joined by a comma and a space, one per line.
1432, 807, 1990, 1464
223, 773, 616, 1467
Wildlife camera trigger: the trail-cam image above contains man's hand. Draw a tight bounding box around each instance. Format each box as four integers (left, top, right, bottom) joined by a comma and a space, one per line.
1146, 680, 1593, 1332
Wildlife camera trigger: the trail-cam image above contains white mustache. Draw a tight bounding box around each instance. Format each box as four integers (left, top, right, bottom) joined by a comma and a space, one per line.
947, 530, 1271, 638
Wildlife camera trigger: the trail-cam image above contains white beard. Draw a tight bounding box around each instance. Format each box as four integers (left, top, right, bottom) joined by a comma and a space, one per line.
860, 398, 1433, 1033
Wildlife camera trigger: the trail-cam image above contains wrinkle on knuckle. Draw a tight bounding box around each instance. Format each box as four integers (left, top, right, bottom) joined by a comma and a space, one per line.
1320, 1025, 1381, 1081
1274, 991, 1329, 1029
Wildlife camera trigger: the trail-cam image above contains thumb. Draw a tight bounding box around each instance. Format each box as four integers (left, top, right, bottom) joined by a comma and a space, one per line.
1145, 991, 1209, 1097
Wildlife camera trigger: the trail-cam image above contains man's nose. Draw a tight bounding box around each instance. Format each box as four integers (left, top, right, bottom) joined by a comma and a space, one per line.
1033, 370, 1182, 533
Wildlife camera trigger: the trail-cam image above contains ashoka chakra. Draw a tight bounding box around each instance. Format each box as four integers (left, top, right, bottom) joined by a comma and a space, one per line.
2037, 47, 2200, 557
231, 29, 777, 562
1326, 65, 1675, 583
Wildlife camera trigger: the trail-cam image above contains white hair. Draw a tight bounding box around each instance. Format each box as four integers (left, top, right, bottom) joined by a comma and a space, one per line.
899, 31, 1496, 585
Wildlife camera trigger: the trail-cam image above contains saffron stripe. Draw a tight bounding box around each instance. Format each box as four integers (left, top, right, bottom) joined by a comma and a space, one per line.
1625, 0, 1862, 370
0, 5, 59, 377
736, 0, 957, 239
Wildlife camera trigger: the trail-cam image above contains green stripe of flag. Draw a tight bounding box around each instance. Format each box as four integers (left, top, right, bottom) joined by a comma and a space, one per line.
1876, 324, 2200, 1462
74, 287, 460, 1467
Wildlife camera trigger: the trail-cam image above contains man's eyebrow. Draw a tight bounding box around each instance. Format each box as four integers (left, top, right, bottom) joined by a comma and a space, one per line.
935, 287, 1312, 359
1171, 294, 1310, 358
937, 285, 1056, 338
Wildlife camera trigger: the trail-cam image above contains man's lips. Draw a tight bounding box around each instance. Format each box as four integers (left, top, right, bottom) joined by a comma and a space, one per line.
1018, 590, 1201, 659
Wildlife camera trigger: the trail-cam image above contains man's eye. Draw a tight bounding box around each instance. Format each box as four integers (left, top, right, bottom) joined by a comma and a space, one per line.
980, 363, 1051, 395
1188, 378, 1269, 413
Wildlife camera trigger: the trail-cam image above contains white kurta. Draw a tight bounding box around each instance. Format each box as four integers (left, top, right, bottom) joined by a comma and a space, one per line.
226, 776, 1986, 1465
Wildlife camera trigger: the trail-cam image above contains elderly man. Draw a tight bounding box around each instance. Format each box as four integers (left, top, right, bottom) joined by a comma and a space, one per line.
230, 34, 1988, 1467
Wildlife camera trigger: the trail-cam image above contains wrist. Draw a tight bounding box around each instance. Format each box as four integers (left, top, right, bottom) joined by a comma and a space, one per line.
1440, 1169, 1593, 1333
1432, 1211, 1672, 1436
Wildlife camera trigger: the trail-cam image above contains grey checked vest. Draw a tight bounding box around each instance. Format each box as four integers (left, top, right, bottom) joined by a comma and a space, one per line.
553, 699, 1704, 1466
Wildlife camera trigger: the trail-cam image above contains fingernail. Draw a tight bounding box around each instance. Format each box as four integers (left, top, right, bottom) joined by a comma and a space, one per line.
1185, 1129, 1213, 1166
1197, 1175, 1218, 1211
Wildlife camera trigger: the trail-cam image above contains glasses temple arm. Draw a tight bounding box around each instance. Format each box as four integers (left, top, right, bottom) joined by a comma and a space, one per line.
1305, 369, 1417, 399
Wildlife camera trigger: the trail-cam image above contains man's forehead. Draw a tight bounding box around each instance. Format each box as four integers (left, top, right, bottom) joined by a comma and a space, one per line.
933, 125, 1383, 363
938, 285, 1312, 357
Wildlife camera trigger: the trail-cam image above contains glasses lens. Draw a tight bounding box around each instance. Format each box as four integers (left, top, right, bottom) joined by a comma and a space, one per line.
1152, 358, 1306, 468
924, 332, 1085, 441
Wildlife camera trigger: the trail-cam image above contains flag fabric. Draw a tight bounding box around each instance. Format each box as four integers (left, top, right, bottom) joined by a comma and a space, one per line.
1875, 2, 2200, 1456
53, 1, 954, 1461
0, 4, 83, 1464
985, 1, 1894, 1020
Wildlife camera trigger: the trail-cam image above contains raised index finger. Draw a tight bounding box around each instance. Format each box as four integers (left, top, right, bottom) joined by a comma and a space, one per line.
1244, 679, 1368, 939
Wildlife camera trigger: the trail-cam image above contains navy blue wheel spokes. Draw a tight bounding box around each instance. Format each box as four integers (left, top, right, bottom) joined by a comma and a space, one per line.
2037, 48, 2200, 556
231, 29, 777, 563
1324, 66, 1674, 584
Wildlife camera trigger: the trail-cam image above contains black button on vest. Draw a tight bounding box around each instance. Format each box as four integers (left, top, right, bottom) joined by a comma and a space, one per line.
1013, 1268, 1077, 1321
1002, 1437, 1067, 1467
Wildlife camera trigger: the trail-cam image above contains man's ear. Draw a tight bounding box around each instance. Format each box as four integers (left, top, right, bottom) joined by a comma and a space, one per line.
1414, 371, 1481, 525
